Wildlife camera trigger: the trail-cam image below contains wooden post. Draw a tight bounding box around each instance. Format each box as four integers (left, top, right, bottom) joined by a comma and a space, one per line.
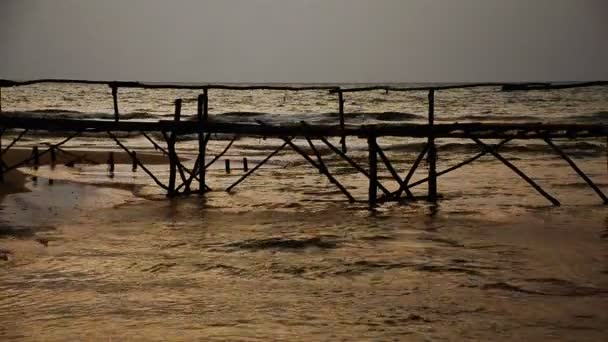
131, 151, 138, 172
318, 136, 391, 196
472, 137, 560, 206
427, 89, 437, 202
338, 90, 347, 153
167, 99, 181, 196
368, 134, 378, 209
50, 146, 56, 165
394, 144, 429, 199
226, 141, 289, 192
203, 88, 209, 121
108, 152, 115, 173
243, 157, 248, 172
225, 159, 231, 174
197, 92, 207, 193
111, 83, 119, 122
0, 130, 3, 182
545, 137, 608, 204
32, 146, 40, 168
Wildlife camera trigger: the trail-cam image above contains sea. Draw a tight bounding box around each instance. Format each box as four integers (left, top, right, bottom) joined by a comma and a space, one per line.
1, 83, 608, 340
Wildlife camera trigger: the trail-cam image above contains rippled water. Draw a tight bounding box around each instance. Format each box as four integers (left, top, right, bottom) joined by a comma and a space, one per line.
1, 84, 608, 340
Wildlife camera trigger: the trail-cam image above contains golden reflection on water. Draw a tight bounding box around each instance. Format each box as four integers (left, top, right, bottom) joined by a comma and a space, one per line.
1, 151, 608, 341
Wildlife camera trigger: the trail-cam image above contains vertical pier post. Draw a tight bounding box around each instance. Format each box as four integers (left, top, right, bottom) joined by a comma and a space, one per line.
197, 91, 207, 193
108, 152, 115, 174
0, 130, 4, 182
225, 159, 231, 174
338, 89, 347, 153
32, 146, 40, 168
427, 89, 437, 202
131, 151, 138, 172
111, 83, 119, 122
50, 146, 56, 167
168, 99, 182, 196
368, 133, 378, 209
243, 157, 249, 172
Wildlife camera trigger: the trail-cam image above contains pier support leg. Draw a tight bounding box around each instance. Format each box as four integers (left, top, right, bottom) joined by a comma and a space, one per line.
544, 137, 608, 204
393, 143, 429, 200
427, 89, 437, 202
225, 159, 231, 174
108, 152, 115, 176
0, 129, 4, 183
3, 132, 80, 173
32, 146, 40, 169
226, 140, 289, 192
111, 84, 119, 122
167, 99, 182, 197
197, 91, 208, 194
304, 136, 356, 203
472, 137, 560, 206
131, 151, 137, 172
107, 131, 169, 191
368, 134, 378, 209
338, 89, 347, 153
318, 136, 391, 197
376, 140, 414, 199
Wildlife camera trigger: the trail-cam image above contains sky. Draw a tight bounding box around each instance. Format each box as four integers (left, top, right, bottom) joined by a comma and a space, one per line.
0, 0, 607, 83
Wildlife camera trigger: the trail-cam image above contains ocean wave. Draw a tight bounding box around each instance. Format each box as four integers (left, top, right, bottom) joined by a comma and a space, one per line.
5, 109, 156, 120
451, 114, 543, 122
210, 111, 423, 124
224, 236, 339, 251
482, 278, 608, 297
567, 111, 608, 123
382, 141, 605, 156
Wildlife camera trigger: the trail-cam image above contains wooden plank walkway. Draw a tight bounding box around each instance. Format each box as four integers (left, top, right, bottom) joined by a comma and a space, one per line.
0, 115, 606, 139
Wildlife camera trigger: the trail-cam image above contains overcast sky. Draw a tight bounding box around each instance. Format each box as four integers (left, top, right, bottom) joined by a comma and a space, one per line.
1, 0, 606, 83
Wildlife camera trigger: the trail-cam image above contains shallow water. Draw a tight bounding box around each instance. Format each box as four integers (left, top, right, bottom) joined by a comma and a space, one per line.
1, 151, 608, 340
1, 84, 608, 340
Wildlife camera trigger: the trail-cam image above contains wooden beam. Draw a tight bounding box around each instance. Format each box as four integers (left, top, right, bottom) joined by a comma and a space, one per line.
205, 136, 237, 170
111, 83, 119, 122
544, 137, 608, 204
0, 129, 4, 182
0, 116, 606, 139
472, 137, 560, 206
338, 90, 347, 153
107, 131, 169, 191
166, 99, 182, 196
0, 129, 28, 157
394, 144, 428, 199
305, 136, 356, 203
375, 140, 414, 199
427, 89, 437, 202
226, 141, 289, 192
368, 134, 378, 209
3, 131, 81, 173
400, 137, 515, 193
318, 136, 392, 196
197, 93, 207, 193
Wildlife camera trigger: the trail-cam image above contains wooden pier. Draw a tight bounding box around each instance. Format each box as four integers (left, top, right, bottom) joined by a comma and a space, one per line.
1, 79, 607, 208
